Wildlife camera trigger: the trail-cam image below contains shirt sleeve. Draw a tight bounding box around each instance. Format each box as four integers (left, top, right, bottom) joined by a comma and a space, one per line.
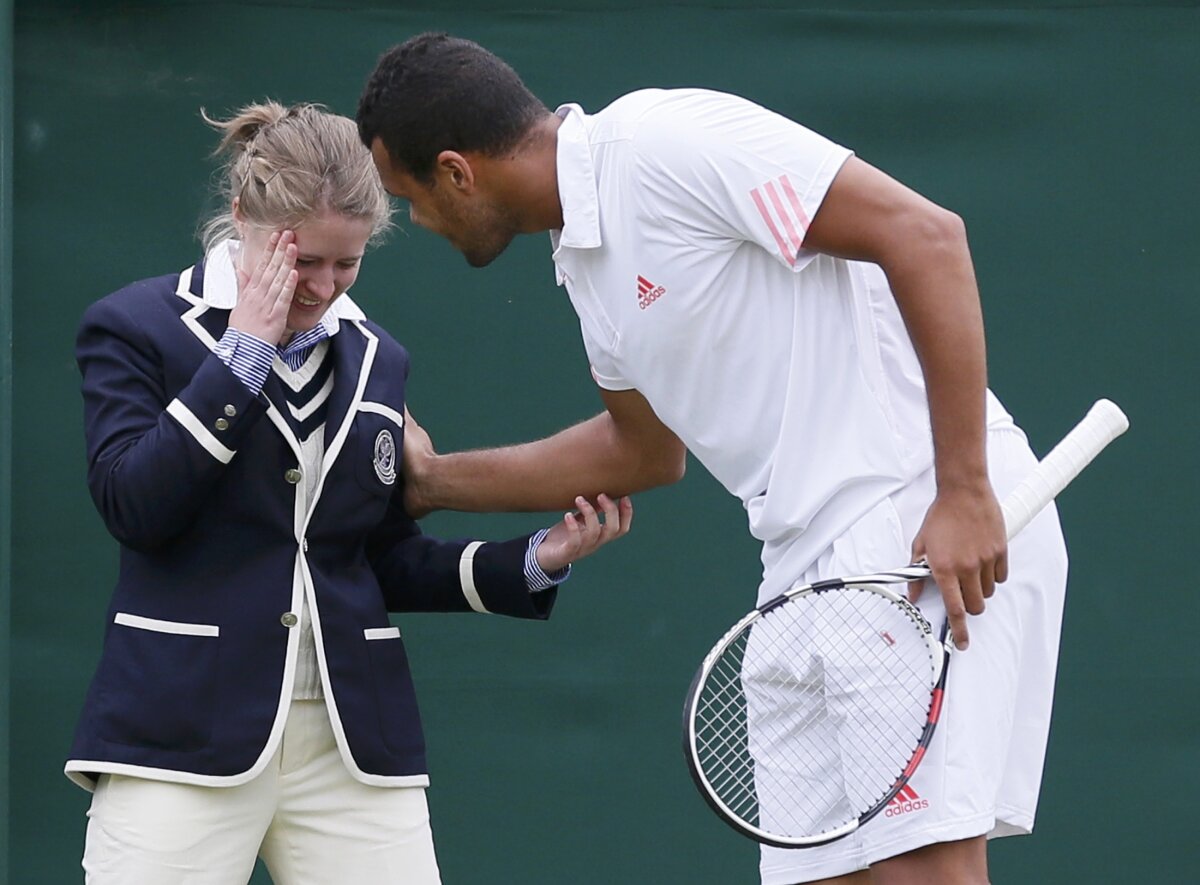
525, 527, 571, 592
580, 327, 632, 392
214, 327, 276, 395
630, 90, 854, 273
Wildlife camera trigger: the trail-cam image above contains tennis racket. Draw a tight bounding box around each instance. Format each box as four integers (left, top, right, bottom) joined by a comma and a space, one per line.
682, 399, 1128, 848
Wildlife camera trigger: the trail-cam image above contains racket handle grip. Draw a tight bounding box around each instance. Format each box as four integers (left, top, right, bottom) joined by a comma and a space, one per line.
1000, 398, 1129, 541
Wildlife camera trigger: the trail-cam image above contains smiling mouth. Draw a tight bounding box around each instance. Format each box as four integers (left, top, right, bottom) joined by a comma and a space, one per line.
294, 295, 321, 307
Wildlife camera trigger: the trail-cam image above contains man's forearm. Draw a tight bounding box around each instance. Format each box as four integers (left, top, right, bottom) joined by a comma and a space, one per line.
418, 411, 686, 513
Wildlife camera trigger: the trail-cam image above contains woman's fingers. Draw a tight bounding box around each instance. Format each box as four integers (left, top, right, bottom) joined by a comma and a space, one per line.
248, 231, 293, 296
596, 493, 632, 540
573, 496, 600, 546
231, 230, 297, 342
534, 494, 636, 573
573, 494, 633, 554
271, 250, 298, 312
246, 230, 282, 290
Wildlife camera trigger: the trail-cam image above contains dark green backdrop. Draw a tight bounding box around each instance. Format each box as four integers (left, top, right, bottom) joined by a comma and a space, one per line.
6, 1, 1198, 882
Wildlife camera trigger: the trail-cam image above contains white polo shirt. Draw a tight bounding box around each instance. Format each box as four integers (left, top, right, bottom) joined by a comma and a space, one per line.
550, 89, 1009, 585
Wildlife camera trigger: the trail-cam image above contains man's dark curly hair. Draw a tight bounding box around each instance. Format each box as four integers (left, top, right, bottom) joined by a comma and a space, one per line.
357, 33, 549, 185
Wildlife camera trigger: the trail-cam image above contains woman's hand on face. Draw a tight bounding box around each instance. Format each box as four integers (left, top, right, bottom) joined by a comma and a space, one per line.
230, 230, 298, 345
534, 494, 634, 574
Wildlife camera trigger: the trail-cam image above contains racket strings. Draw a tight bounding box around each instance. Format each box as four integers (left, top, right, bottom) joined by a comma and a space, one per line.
692, 587, 938, 840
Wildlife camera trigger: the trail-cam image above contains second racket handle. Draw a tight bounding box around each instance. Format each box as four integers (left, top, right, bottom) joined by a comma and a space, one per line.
999, 398, 1129, 541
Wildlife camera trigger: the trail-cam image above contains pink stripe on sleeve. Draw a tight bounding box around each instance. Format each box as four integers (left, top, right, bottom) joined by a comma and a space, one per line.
778, 174, 811, 233
764, 179, 805, 254
750, 187, 797, 266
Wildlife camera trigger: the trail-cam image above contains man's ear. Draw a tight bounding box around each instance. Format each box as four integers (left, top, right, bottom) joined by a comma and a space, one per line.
435, 151, 475, 193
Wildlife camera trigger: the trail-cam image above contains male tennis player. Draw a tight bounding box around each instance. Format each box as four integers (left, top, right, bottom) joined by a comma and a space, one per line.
357, 33, 1068, 885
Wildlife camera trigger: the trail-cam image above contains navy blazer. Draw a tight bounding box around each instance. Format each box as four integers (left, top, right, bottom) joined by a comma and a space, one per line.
66, 252, 556, 790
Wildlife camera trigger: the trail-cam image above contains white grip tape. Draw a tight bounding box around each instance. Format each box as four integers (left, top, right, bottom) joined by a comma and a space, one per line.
1000, 398, 1129, 540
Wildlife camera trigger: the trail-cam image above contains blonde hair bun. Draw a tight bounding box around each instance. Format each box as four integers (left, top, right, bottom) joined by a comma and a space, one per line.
200, 101, 391, 251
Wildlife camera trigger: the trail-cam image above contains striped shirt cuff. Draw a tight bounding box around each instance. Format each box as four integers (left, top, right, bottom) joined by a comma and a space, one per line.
214, 328, 276, 395
525, 528, 570, 592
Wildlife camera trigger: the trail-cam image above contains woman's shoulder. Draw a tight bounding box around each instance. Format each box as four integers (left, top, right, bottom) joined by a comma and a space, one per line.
358, 317, 409, 359
80, 268, 197, 335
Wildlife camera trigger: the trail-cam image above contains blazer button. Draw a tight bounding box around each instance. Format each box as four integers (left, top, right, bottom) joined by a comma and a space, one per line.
284, 468, 302, 484
214, 418, 229, 431
280, 612, 299, 628
224, 404, 237, 417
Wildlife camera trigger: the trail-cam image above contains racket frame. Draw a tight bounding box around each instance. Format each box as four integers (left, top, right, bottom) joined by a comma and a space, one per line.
682, 569, 950, 848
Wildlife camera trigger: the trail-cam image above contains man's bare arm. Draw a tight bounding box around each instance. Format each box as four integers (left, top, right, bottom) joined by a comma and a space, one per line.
804, 156, 1006, 649
403, 387, 687, 516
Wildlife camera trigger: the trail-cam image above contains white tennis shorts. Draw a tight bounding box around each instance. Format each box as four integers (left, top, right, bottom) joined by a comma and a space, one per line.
755, 421, 1069, 884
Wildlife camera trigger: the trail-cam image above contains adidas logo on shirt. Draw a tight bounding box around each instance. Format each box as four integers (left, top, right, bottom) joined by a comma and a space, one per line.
637, 275, 666, 310
884, 784, 929, 817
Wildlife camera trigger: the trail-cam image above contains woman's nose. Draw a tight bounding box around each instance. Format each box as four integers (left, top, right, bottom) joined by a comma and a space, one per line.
304, 268, 335, 299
